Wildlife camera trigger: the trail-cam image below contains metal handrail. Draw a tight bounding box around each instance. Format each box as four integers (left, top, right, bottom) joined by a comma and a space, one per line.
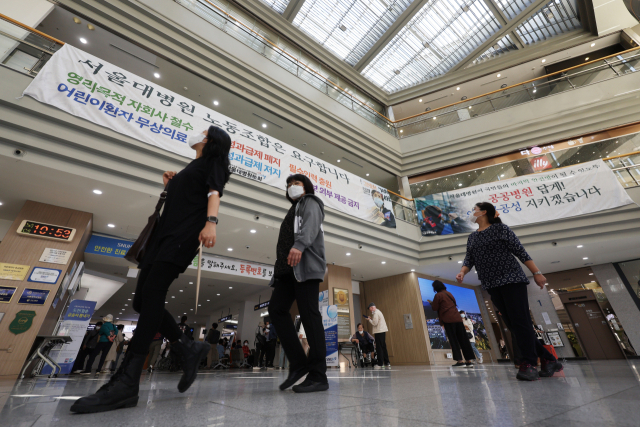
0, 13, 65, 45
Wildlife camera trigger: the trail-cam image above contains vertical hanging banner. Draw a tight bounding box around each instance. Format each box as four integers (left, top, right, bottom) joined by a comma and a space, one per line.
41, 299, 96, 375
322, 305, 339, 367
22, 44, 395, 228
415, 160, 635, 236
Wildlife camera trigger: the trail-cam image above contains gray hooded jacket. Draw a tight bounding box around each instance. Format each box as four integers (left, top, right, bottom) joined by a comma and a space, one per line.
271, 194, 326, 285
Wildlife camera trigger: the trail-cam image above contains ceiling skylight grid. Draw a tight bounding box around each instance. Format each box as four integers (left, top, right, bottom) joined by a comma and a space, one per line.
516, 0, 580, 45
257, 0, 291, 14
494, 0, 535, 20
475, 34, 518, 62
292, 0, 414, 65
362, 0, 501, 93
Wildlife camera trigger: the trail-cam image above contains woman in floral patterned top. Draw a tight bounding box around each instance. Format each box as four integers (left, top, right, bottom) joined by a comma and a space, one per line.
457, 202, 562, 381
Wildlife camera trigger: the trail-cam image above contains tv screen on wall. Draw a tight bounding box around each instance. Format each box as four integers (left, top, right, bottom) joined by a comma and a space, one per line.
418, 278, 491, 350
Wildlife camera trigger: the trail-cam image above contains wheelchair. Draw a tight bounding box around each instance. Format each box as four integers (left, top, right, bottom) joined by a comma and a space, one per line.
351, 342, 377, 369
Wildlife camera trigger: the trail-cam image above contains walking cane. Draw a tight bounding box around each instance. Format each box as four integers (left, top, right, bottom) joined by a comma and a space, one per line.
195, 243, 202, 315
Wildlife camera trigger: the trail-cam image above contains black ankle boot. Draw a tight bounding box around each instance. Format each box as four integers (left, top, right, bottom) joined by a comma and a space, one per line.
172, 334, 210, 393
70, 353, 145, 414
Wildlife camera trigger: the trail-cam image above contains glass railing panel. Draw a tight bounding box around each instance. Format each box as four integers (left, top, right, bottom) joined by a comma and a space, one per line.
488, 87, 532, 110
610, 55, 640, 75
568, 66, 617, 88
0, 33, 54, 76
298, 66, 328, 93
467, 99, 495, 118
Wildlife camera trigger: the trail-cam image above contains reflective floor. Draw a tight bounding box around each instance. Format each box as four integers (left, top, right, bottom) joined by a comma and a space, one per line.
1, 361, 640, 426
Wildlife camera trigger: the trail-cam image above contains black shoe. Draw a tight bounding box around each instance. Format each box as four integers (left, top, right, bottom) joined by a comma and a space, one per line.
172, 334, 210, 393
292, 380, 329, 393
539, 360, 563, 377
516, 363, 539, 381
279, 366, 309, 390
452, 362, 466, 367
70, 353, 145, 414
465, 362, 474, 368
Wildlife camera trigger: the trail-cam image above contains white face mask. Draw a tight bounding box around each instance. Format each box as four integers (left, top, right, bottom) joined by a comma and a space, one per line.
188, 134, 205, 148
469, 213, 480, 224
288, 185, 304, 200
374, 197, 384, 208
359, 330, 364, 334
461, 314, 466, 318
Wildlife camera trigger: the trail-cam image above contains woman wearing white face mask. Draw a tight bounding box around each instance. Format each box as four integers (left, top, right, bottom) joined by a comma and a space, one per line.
72, 126, 231, 414
268, 174, 329, 393
371, 190, 396, 228
457, 202, 562, 381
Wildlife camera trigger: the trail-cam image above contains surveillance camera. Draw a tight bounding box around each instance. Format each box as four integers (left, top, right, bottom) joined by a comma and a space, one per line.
332, 262, 335, 265
448, 256, 453, 261
13, 149, 25, 157
254, 215, 260, 221
552, 242, 557, 246
245, 246, 250, 249
358, 244, 363, 249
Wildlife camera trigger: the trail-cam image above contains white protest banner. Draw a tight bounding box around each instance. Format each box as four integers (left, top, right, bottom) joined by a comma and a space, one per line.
414, 160, 635, 236
23, 45, 396, 228
188, 253, 273, 281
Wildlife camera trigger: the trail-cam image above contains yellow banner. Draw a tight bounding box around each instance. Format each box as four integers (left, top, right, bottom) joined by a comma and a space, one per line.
0, 263, 30, 281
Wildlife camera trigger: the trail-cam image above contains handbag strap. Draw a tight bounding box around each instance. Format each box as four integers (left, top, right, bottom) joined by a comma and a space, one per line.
154, 186, 168, 213
445, 292, 458, 308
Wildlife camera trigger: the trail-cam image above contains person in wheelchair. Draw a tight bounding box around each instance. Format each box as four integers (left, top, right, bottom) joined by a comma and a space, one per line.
351, 323, 375, 366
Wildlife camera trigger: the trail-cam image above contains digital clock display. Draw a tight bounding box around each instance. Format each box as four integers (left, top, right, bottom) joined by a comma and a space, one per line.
17, 220, 76, 242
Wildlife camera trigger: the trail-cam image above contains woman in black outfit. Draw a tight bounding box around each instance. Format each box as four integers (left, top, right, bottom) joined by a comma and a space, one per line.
72, 126, 231, 413
457, 202, 562, 381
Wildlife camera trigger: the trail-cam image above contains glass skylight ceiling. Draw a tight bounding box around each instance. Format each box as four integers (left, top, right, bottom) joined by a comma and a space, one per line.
516, 0, 580, 44
362, 0, 501, 93
292, 0, 415, 66
475, 34, 518, 63
257, 0, 291, 14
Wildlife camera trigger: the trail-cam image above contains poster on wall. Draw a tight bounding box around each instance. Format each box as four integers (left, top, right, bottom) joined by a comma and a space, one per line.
42, 299, 97, 375
22, 44, 396, 228
418, 278, 491, 351
333, 288, 351, 340
414, 160, 635, 236
322, 305, 339, 367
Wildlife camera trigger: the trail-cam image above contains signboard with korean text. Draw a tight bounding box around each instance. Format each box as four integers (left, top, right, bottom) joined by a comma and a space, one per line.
41, 300, 97, 375
414, 160, 635, 237
85, 235, 133, 258
23, 44, 396, 228
28, 267, 62, 284
254, 301, 270, 311
322, 305, 339, 367
188, 253, 273, 280
18, 288, 50, 305
39, 248, 72, 265
0, 263, 30, 281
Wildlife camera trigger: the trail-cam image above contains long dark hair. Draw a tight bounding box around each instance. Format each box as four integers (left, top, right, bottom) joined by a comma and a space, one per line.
286, 173, 315, 204
475, 202, 503, 224
432, 280, 446, 292
201, 126, 231, 185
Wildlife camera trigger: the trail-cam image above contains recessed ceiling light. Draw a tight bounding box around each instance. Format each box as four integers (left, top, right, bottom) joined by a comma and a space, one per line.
583, 257, 588, 260
381, 261, 386, 264
500, 174, 504, 177
589, 273, 593, 276
207, 299, 210, 301
366, 173, 369, 176
165, 302, 168, 304
346, 253, 351, 256
189, 282, 193, 284
456, 87, 460, 90
533, 89, 537, 93
261, 124, 267, 128
179, 290, 183, 292
213, 100, 219, 106
249, 229, 257, 234
458, 183, 462, 187
107, 224, 115, 228
419, 99, 423, 102
541, 59, 546, 63
217, 293, 220, 296
590, 43, 595, 47
132, 293, 135, 294
93, 189, 102, 195
585, 57, 589, 61
153, 72, 160, 78
577, 245, 583, 248
433, 116, 437, 120
496, 73, 501, 77
229, 286, 233, 289
116, 318, 119, 320
337, 159, 341, 162
79, 37, 87, 44
172, 296, 175, 298
127, 299, 131, 301
458, 261, 462, 264
400, 130, 403, 133
227, 248, 233, 251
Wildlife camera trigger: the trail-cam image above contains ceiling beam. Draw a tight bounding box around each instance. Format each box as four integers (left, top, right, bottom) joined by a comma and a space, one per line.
450, 0, 550, 73
353, 0, 430, 72
482, 0, 526, 49
282, 0, 306, 22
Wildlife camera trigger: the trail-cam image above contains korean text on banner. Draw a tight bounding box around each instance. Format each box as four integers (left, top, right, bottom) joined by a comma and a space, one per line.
41, 300, 97, 375
187, 253, 274, 280
414, 160, 635, 237
22, 44, 396, 228
322, 305, 339, 367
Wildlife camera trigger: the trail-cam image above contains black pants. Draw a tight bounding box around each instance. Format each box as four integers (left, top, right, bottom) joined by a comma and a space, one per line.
358, 341, 374, 355
268, 276, 327, 383
265, 340, 277, 366
84, 341, 113, 371
73, 347, 92, 371
130, 262, 184, 355
488, 283, 557, 366
374, 332, 390, 366
442, 322, 475, 361
255, 343, 266, 367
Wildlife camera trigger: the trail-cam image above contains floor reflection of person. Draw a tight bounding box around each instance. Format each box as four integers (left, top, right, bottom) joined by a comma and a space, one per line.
71, 126, 231, 413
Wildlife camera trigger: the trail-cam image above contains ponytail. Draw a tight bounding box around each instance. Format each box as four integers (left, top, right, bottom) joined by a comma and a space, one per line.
475, 202, 503, 224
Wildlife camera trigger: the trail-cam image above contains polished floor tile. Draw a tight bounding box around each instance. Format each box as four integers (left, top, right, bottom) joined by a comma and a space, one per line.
1, 361, 640, 427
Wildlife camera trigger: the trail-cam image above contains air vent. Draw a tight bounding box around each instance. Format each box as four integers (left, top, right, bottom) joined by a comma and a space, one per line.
252, 113, 282, 129
394, 69, 401, 75
341, 157, 363, 168
339, 24, 347, 31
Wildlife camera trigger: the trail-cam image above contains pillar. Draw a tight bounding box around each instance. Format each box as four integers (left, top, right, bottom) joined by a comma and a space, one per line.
324, 264, 355, 342
0, 201, 92, 377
